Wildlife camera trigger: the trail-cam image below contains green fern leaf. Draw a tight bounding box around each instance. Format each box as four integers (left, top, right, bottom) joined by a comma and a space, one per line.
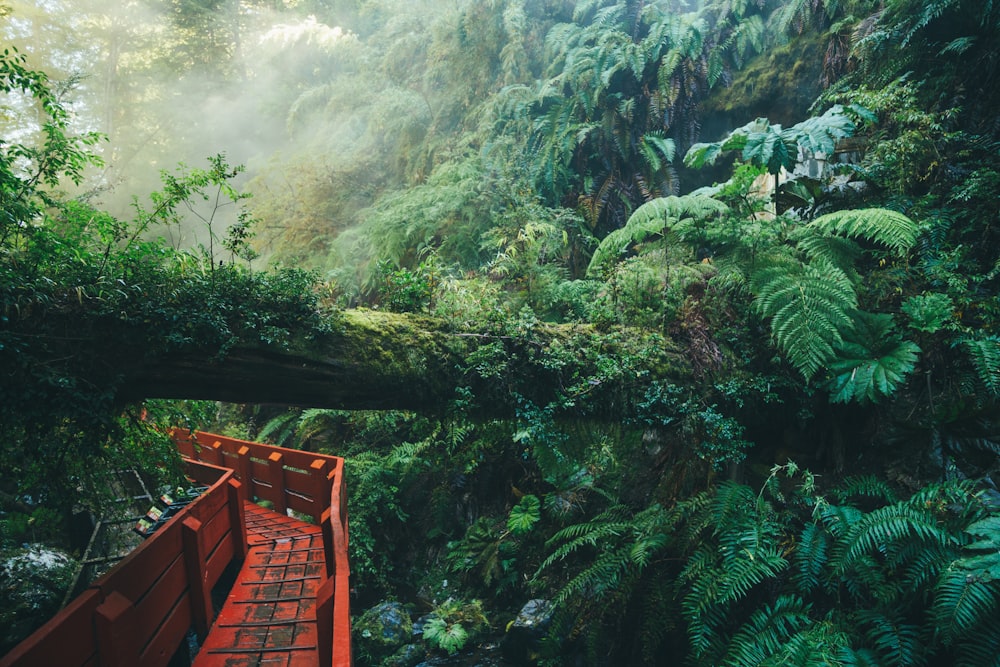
857, 608, 921, 667
833, 475, 898, 504
722, 595, 812, 666
933, 565, 1000, 644
808, 208, 919, 255
835, 504, 954, 575
586, 194, 728, 276
752, 259, 857, 379
791, 522, 829, 594
961, 335, 1000, 396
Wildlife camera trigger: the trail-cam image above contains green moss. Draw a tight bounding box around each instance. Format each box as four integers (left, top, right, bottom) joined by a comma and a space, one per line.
703, 33, 827, 126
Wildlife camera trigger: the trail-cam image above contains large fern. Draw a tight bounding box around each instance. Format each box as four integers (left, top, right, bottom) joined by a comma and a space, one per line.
720, 595, 813, 666
961, 335, 1000, 397
586, 194, 729, 277
752, 257, 858, 379
808, 207, 920, 255
932, 565, 999, 644
856, 608, 922, 667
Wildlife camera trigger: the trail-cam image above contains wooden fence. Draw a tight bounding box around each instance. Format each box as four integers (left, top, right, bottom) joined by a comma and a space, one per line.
1, 431, 352, 667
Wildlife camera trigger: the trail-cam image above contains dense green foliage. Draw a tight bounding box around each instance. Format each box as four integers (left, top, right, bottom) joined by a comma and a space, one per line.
3, 0, 1000, 664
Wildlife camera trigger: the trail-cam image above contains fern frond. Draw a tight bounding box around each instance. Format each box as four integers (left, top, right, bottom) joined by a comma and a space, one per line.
764, 621, 855, 666
794, 230, 862, 278
817, 502, 864, 539
687, 546, 789, 615
808, 208, 919, 255
833, 475, 898, 504
933, 565, 1000, 644
834, 504, 955, 574
952, 620, 1000, 667
586, 194, 728, 276
791, 522, 829, 594
857, 608, 921, 667
961, 335, 1000, 397
752, 259, 858, 379
721, 595, 812, 667
257, 409, 301, 447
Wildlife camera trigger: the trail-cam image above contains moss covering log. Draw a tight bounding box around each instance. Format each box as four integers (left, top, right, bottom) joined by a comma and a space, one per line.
118, 309, 689, 416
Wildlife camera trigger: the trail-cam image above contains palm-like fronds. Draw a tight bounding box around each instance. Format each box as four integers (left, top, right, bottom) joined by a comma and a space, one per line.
586, 194, 729, 276
808, 207, 920, 255
752, 258, 858, 379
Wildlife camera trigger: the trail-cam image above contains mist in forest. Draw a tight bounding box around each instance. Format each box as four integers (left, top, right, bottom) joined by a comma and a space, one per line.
1, 0, 373, 253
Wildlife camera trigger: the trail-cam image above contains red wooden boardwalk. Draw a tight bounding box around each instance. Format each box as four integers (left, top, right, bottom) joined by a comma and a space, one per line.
1, 431, 352, 667
194, 502, 329, 666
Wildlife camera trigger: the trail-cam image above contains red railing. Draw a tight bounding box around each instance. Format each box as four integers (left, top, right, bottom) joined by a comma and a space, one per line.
175, 430, 353, 666
0, 431, 352, 667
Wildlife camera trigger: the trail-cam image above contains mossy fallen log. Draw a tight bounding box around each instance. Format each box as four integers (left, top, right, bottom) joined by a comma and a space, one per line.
119, 309, 689, 416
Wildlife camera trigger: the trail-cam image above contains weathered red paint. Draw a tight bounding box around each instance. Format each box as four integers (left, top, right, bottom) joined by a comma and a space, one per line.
0, 431, 352, 667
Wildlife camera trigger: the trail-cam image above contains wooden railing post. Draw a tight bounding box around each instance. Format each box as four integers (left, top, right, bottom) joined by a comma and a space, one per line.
267, 451, 287, 514
315, 577, 336, 666
235, 445, 252, 499
228, 479, 248, 560
207, 440, 224, 467
309, 458, 329, 524
95, 591, 140, 667
321, 508, 335, 578
182, 517, 212, 639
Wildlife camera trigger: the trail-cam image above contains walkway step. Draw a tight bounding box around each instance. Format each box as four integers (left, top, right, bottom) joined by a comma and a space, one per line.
193, 502, 328, 667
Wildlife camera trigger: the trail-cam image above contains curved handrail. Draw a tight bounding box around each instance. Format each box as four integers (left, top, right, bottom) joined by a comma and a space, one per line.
176, 430, 353, 666
0, 458, 242, 667
1, 431, 352, 667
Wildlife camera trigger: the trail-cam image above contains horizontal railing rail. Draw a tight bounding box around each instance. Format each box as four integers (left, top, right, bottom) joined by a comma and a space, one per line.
171, 429, 353, 667
0, 459, 245, 667
2, 430, 352, 667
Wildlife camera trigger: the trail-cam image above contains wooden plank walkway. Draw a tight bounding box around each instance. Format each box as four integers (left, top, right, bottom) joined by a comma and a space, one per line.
194, 501, 328, 667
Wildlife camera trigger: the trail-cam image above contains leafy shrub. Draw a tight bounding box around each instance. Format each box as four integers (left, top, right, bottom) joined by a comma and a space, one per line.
422, 599, 489, 656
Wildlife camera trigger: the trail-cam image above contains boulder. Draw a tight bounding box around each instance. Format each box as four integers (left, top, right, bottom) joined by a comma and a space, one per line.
500, 599, 553, 664
0, 544, 78, 654
355, 600, 414, 661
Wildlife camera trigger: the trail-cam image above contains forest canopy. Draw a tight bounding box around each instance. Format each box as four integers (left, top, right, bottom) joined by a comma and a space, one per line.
2, 0, 1000, 664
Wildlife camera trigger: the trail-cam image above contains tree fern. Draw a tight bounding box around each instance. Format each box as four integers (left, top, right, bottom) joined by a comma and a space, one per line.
808, 208, 920, 255
586, 194, 729, 276
752, 258, 858, 379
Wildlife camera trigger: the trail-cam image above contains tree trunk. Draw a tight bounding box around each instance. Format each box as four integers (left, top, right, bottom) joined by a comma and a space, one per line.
117, 309, 688, 416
